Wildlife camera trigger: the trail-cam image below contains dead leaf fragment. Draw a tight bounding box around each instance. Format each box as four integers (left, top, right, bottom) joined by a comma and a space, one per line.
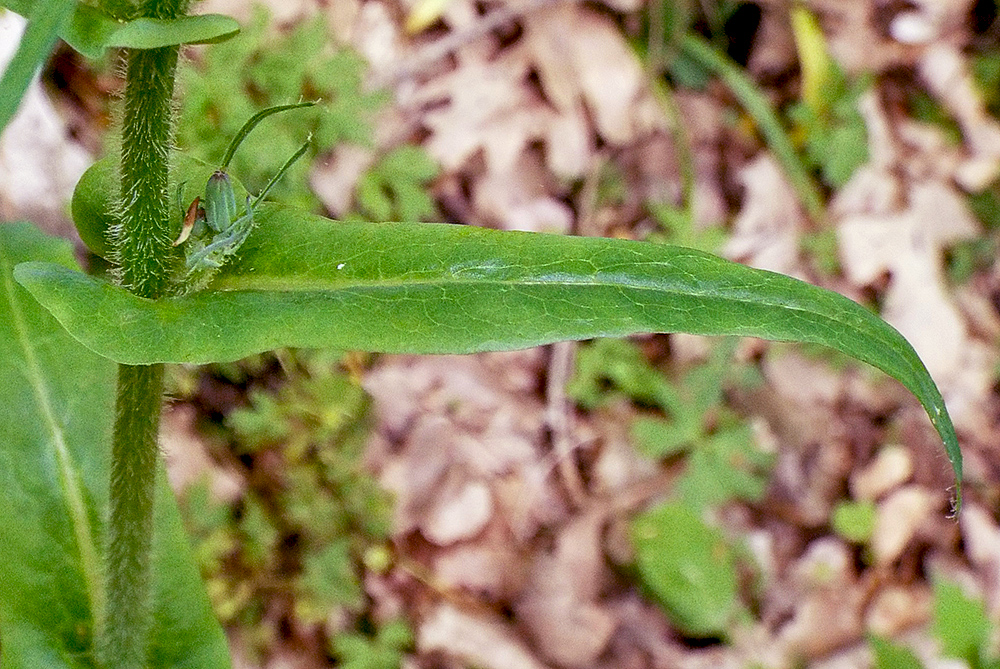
724, 154, 807, 277
422, 475, 494, 545
515, 513, 616, 667
779, 538, 865, 658
419, 603, 547, 669
872, 485, 939, 565
525, 4, 651, 145
849, 445, 914, 502
866, 584, 932, 637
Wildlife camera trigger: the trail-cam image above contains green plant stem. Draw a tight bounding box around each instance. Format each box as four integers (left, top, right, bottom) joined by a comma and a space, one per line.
101, 47, 178, 666
101, 0, 189, 661
99, 364, 164, 668
115, 46, 182, 298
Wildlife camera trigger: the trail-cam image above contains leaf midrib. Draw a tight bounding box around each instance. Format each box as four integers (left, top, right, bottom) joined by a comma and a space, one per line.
0, 247, 104, 634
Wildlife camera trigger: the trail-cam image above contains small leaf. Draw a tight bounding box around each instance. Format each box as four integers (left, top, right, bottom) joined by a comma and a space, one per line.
932, 577, 991, 664
677, 425, 772, 510
869, 635, 924, 669
1, 3, 239, 59
632, 416, 693, 459
631, 501, 738, 637
297, 538, 363, 617
0, 223, 229, 667
14, 204, 962, 502
104, 15, 240, 50
831, 500, 876, 544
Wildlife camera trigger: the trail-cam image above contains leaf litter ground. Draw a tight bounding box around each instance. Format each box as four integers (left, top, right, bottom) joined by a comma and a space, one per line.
9, 0, 1000, 667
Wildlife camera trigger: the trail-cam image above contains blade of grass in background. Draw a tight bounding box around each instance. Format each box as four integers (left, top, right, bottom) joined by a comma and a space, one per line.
0, 0, 75, 135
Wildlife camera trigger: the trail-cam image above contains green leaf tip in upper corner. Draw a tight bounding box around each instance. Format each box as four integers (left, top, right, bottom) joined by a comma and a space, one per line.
12, 205, 963, 508
0, 2, 240, 59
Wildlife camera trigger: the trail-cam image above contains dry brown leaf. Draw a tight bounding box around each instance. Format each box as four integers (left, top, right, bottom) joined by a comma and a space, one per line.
865, 585, 932, 637
494, 466, 569, 542
833, 90, 989, 423
746, 5, 797, 80
416, 48, 554, 174
161, 405, 245, 503
403, 0, 664, 184
309, 145, 375, 217
918, 43, 1000, 190
419, 603, 548, 669
514, 512, 616, 667
351, 0, 405, 75
433, 521, 528, 600
872, 485, 940, 565
379, 415, 455, 534
778, 538, 865, 659
365, 352, 568, 551
724, 154, 807, 277
751, 356, 852, 525
524, 3, 657, 146
421, 473, 494, 545
849, 445, 914, 502
473, 150, 573, 232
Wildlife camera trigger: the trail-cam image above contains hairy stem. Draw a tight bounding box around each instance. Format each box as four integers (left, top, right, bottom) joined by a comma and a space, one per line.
115, 45, 181, 298
99, 364, 164, 668
101, 1, 189, 666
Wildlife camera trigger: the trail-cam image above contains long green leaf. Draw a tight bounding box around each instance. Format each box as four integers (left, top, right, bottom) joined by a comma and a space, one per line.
631, 501, 738, 636
0, 223, 229, 667
14, 206, 962, 503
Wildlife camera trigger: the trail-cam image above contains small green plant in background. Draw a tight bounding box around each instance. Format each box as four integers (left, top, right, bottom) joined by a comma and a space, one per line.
870, 578, 1000, 669
570, 337, 770, 511
931, 578, 1000, 669
787, 4, 869, 190
830, 499, 876, 545
179, 349, 394, 661
786, 69, 870, 190
571, 338, 764, 637
351, 145, 439, 223
645, 201, 725, 253
178, 5, 438, 221
177, 7, 376, 209
331, 617, 413, 669
870, 635, 924, 669
630, 501, 743, 638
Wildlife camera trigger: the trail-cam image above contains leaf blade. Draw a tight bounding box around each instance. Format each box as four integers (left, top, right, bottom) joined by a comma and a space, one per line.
104, 14, 240, 51
1, 3, 240, 59
0, 223, 229, 668
14, 205, 962, 501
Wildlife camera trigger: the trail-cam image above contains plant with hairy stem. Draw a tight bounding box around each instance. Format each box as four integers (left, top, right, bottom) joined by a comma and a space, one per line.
0, 2, 964, 669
